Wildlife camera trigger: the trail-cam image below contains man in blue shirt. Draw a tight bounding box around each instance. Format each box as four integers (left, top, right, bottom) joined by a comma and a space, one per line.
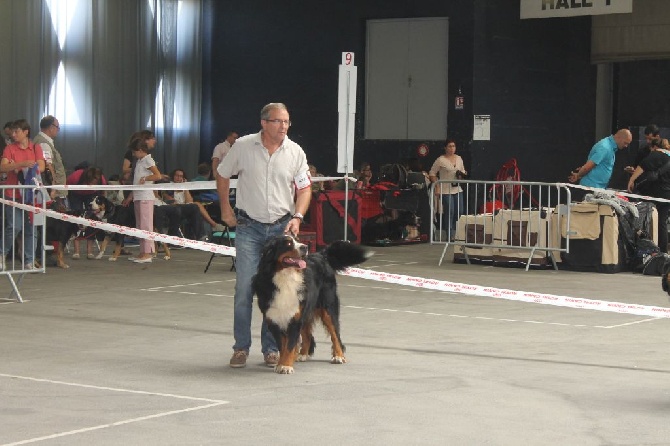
569, 129, 633, 189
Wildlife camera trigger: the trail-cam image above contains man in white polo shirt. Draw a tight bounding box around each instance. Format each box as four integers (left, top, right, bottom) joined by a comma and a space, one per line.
212, 131, 238, 179
216, 102, 311, 369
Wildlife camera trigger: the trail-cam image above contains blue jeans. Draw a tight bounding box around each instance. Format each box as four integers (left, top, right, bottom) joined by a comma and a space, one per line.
2, 199, 36, 266
232, 212, 290, 354
441, 192, 464, 236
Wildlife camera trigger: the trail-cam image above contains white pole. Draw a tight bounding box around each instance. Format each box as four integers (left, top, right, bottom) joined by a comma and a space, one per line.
338, 52, 357, 241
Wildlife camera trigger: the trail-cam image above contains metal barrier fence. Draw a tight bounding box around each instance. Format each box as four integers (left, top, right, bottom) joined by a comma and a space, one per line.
430, 179, 572, 271
1, 184, 48, 302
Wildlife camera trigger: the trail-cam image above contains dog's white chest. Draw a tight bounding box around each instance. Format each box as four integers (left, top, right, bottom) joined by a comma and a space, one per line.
266, 269, 304, 330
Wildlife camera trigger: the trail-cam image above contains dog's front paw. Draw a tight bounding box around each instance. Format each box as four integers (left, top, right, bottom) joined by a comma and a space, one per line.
331, 356, 346, 364
296, 354, 311, 362
108, 257, 117, 262
58, 263, 70, 269
163, 255, 171, 261
274, 365, 294, 374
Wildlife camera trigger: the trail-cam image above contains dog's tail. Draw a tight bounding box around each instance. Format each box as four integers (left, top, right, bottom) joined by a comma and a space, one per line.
323, 241, 372, 271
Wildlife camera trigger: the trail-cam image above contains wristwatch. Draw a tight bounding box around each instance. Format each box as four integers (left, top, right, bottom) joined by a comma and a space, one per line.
292, 212, 304, 222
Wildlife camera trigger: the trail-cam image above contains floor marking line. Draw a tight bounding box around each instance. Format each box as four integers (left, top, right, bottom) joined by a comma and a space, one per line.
141, 289, 233, 298
0, 373, 227, 403
598, 318, 661, 329
0, 402, 228, 446
142, 280, 224, 292
341, 305, 647, 329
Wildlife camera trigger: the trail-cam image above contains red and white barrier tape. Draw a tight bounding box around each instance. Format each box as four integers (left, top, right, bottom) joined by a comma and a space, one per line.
341, 267, 670, 319
4, 189, 669, 319
0, 197, 236, 256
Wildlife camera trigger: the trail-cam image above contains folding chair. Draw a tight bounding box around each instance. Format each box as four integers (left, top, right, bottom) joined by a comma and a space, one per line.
204, 226, 236, 273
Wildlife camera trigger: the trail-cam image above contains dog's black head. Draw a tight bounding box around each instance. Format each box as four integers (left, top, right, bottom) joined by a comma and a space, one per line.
90, 195, 114, 220
260, 234, 309, 271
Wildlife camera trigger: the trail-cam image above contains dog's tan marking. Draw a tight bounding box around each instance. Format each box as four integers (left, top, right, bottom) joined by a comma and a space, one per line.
297, 322, 313, 361
317, 308, 346, 364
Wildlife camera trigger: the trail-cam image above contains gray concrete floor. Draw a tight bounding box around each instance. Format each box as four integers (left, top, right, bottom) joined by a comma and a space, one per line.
2, 243, 670, 445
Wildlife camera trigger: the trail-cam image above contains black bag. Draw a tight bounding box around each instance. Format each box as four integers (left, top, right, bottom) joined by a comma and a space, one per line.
379, 163, 409, 189
630, 237, 661, 272
642, 254, 670, 276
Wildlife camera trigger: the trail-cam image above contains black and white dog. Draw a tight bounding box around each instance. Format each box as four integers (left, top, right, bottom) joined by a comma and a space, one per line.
253, 235, 371, 374
89, 195, 138, 261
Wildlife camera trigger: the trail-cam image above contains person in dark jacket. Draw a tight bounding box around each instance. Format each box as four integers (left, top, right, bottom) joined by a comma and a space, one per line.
627, 139, 670, 253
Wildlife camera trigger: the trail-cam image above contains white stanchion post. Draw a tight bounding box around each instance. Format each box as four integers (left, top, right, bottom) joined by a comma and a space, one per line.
338, 52, 357, 241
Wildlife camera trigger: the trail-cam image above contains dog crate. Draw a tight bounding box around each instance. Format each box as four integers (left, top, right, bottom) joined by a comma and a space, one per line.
306, 191, 361, 249
453, 213, 496, 263
551, 202, 626, 273
491, 208, 553, 267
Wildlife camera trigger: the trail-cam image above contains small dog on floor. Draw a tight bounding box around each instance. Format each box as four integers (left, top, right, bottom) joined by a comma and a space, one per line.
253, 235, 371, 374
90, 195, 171, 261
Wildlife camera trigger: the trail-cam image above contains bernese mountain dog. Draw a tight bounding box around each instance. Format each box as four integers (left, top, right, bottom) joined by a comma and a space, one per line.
253, 235, 371, 374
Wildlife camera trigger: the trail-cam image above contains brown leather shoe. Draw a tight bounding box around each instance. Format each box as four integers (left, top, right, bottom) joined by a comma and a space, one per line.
229, 350, 249, 368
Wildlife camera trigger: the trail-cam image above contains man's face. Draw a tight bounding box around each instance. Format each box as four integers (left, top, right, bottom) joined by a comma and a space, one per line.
227, 132, 238, 145
645, 133, 660, 145
620, 134, 633, 149
3, 127, 12, 142
261, 108, 290, 144
48, 119, 60, 138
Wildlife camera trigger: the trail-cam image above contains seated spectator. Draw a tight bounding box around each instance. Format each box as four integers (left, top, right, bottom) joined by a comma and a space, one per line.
193, 162, 211, 182
309, 164, 324, 192
162, 168, 225, 240
357, 162, 375, 188
191, 162, 216, 201
154, 189, 184, 240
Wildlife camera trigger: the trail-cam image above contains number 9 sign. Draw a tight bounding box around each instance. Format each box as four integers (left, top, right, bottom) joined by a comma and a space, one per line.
341, 52, 355, 66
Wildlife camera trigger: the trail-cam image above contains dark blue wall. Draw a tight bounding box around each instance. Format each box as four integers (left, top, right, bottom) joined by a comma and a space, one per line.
202, 0, 597, 184
469, 0, 596, 182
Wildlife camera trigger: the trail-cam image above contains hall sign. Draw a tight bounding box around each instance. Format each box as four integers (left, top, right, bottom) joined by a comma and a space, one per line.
520, 0, 632, 19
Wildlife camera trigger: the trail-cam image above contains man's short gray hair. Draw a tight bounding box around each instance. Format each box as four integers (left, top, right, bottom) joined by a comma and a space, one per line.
260, 103, 288, 120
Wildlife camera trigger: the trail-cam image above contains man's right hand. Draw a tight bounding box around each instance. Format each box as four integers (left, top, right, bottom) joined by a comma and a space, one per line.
220, 204, 237, 228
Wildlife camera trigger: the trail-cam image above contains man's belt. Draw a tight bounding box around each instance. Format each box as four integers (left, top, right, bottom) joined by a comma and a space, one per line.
237, 209, 291, 225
